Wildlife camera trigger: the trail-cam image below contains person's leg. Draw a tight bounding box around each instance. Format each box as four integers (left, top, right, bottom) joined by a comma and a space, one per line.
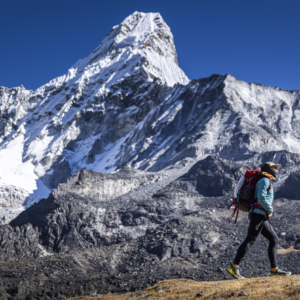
260, 220, 278, 269
227, 213, 265, 279
233, 213, 265, 266
260, 220, 291, 276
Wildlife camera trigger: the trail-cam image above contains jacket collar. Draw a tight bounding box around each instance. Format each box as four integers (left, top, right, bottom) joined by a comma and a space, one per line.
261, 172, 276, 182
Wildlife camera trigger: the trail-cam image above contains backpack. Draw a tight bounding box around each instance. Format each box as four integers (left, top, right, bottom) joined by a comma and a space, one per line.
228, 170, 272, 223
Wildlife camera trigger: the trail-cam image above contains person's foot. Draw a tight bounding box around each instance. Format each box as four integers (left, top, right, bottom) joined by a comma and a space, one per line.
270, 268, 291, 277
226, 264, 245, 279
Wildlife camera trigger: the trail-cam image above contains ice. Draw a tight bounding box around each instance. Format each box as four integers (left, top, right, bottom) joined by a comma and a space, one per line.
0, 135, 51, 200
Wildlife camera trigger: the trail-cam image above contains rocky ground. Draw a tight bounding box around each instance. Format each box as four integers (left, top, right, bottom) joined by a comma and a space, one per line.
0, 237, 299, 300
0, 155, 300, 299
0, 198, 299, 299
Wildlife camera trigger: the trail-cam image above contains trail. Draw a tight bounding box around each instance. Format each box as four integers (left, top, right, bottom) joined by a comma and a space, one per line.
70, 275, 300, 299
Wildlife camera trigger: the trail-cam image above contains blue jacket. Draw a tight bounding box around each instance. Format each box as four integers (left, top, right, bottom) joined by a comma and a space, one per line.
250, 177, 276, 216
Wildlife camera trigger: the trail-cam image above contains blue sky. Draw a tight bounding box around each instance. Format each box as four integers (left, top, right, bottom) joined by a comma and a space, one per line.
1, 0, 299, 90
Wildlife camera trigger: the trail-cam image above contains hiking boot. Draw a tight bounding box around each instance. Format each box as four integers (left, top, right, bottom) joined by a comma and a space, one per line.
270, 268, 291, 277
226, 264, 245, 279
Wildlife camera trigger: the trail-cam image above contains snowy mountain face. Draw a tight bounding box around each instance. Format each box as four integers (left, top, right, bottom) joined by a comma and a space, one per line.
0, 11, 300, 225
0, 12, 189, 223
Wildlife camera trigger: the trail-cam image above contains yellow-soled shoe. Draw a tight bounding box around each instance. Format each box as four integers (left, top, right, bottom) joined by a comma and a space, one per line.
270, 268, 291, 277
226, 264, 245, 279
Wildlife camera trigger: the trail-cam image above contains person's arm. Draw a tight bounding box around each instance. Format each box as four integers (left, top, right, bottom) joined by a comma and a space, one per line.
257, 178, 273, 214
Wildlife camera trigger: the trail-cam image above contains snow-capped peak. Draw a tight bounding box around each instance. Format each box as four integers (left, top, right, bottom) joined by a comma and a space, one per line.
61, 12, 189, 89
87, 12, 189, 86
109, 12, 179, 65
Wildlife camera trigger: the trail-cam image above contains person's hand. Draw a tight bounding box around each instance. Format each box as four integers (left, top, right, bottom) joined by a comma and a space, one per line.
268, 213, 272, 218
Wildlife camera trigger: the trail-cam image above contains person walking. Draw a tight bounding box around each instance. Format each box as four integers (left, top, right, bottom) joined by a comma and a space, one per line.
226, 162, 291, 279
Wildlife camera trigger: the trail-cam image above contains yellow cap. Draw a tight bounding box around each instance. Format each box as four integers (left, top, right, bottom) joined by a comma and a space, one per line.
266, 162, 281, 169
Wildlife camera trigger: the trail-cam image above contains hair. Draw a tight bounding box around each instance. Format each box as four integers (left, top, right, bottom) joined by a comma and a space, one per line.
261, 163, 276, 178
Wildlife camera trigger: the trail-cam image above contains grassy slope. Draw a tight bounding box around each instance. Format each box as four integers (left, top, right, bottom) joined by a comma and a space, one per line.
70, 275, 300, 300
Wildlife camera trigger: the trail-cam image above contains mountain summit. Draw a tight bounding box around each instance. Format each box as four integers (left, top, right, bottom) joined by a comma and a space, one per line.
78, 11, 189, 87
48, 11, 189, 91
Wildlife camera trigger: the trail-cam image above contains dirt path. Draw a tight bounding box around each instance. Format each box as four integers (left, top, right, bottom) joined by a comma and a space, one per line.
277, 246, 300, 255
70, 275, 300, 300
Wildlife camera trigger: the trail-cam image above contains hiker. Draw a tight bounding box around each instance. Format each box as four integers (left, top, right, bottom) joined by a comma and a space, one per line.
227, 162, 292, 279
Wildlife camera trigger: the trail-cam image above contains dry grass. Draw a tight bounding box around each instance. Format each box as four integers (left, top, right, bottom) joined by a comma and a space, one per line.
277, 246, 300, 255
69, 275, 300, 300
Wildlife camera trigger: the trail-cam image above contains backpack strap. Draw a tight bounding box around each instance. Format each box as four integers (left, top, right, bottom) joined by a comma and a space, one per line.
259, 174, 273, 192
228, 205, 239, 224
267, 182, 273, 192
228, 197, 238, 210
253, 202, 267, 212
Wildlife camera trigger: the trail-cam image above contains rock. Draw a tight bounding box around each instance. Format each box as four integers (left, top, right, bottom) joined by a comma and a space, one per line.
6, 169, 171, 257
0, 224, 41, 261
56, 294, 67, 300
2, 153, 253, 262
275, 173, 300, 200
196, 291, 205, 297
166, 156, 249, 197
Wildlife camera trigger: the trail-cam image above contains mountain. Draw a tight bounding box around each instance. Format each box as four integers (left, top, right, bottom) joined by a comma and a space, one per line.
1, 12, 300, 224
0, 12, 189, 223
1, 11, 300, 300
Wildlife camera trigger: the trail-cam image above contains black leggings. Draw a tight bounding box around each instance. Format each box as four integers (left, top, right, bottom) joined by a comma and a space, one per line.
233, 213, 279, 269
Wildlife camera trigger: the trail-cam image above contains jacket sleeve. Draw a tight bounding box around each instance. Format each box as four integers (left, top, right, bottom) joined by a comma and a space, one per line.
257, 178, 273, 214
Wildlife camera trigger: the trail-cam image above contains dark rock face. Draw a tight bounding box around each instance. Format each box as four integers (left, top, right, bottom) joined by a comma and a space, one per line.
256, 150, 300, 169
174, 155, 250, 197
275, 172, 300, 200
9, 169, 171, 256
0, 224, 41, 261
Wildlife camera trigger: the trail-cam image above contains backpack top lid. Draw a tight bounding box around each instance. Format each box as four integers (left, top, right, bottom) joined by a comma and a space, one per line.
244, 169, 260, 180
